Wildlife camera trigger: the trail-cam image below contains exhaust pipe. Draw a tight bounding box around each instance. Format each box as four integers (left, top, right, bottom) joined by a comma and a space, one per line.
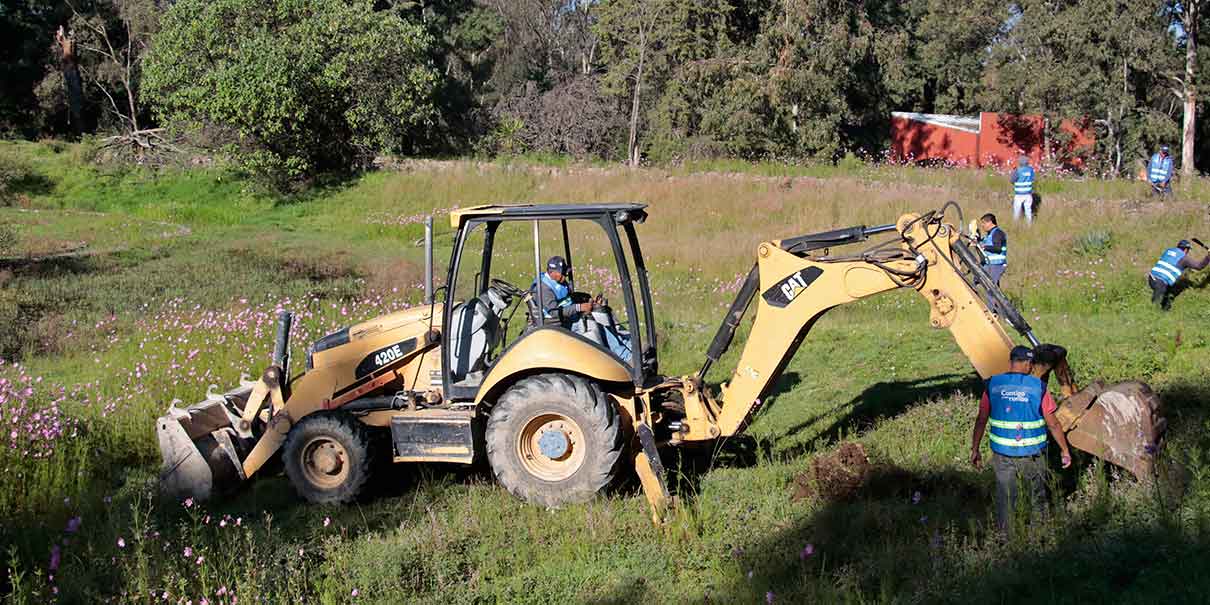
424, 216, 434, 304
273, 310, 293, 376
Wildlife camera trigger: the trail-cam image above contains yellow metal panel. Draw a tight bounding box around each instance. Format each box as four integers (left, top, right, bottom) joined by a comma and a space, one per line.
474, 329, 631, 404
346, 305, 438, 341
709, 213, 1017, 438
448, 205, 510, 228
241, 366, 339, 478
311, 306, 439, 393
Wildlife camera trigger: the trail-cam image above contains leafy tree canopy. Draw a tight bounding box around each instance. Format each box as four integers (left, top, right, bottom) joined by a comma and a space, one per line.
143, 0, 438, 184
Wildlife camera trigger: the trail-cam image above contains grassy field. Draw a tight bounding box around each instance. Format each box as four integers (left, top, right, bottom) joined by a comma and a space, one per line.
2, 140, 1210, 604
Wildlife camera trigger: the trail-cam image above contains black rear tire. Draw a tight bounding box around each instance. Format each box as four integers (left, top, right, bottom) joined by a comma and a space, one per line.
283, 411, 376, 504
486, 374, 623, 507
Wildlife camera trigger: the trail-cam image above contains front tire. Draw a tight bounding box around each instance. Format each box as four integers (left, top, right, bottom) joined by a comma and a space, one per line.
283, 411, 375, 504
486, 374, 623, 507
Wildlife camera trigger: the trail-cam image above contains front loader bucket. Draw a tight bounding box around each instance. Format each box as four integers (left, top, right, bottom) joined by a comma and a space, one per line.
156, 384, 254, 501
1057, 381, 1166, 480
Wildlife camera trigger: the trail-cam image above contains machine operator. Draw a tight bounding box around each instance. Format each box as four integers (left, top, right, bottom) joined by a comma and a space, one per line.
530, 256, 633, 362
530, 256, 592, 325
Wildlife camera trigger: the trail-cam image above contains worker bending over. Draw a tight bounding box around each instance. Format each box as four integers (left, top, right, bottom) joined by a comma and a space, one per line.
1010, 156, 1035, 223
1148, 240, 1209, 310
1149, 145, 1174, 195
970, 346, 1071, 531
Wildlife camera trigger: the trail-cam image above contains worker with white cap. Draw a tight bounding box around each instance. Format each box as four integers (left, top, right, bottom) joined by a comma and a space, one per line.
1149, 145, 1174, 195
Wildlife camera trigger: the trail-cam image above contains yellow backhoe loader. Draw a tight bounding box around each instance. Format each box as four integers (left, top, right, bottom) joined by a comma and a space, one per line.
157, 203, 1165, 520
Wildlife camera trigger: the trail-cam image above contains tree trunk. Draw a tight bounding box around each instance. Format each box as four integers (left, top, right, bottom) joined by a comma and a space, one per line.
56, 28, 84, 135
1182, 2, 1198, 178
627, 30, 646, 169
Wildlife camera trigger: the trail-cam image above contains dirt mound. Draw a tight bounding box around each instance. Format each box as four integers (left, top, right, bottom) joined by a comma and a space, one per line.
792, 442, 873, 502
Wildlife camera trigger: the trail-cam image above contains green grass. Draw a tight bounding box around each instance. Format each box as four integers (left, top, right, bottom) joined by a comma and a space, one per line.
1, 141, 1210, 603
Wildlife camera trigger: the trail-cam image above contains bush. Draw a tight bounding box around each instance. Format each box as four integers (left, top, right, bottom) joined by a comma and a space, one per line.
491, 76, 625, 160
1073, 230, 1113, 256
0, 222, 16, 255
0, 152, 32, 206
143, 0, 439, 187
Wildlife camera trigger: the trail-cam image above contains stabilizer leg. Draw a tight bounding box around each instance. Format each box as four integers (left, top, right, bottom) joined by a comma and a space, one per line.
634, 423, 671, 524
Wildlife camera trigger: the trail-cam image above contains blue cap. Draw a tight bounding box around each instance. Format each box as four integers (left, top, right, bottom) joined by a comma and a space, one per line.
546, 256, 568, 272
1010, 345, 1035, 362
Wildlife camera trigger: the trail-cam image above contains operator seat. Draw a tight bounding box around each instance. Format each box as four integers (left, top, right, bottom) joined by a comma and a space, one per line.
447, 289, 509, 383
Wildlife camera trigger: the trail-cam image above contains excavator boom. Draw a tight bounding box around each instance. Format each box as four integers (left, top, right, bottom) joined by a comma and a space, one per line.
652, 206, 1163, 507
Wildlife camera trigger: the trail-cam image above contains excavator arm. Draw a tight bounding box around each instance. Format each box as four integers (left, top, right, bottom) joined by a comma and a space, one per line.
702, 209, 1022, 436
644, 206, 1163, 519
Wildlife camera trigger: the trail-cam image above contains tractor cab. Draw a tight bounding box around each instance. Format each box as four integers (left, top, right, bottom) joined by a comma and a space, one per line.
440, 204, 659, 404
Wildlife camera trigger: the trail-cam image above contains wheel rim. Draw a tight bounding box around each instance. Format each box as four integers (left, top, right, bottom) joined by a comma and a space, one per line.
300, 436, 349, 489
517, 412, 586, 482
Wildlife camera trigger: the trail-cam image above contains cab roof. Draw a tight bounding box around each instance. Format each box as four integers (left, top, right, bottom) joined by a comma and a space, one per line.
448, 203, 648, 229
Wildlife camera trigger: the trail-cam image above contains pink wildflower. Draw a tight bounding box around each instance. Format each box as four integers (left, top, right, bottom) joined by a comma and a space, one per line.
117, 537, 126, 548
65, 516, 82, 533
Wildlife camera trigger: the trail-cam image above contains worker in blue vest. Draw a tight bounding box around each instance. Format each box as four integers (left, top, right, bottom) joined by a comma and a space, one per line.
529, 256, 632, 361
1010, 155, 1036, 224
1148, 145, 1174, 195
529, 256, 592, 326
1148, 240, 1209, 310
970, 345, 1072, 530
978, 213, 1007, 285
977, 213, 1008, 313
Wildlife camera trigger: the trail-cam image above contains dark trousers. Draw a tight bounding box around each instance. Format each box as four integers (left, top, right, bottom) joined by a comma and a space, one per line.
984, 264, 1006, 312
992, 452, 1048, 530
1148, 275, 1172, 310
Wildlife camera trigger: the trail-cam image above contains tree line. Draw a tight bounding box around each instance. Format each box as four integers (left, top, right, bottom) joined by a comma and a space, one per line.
1, 0, 1206, 184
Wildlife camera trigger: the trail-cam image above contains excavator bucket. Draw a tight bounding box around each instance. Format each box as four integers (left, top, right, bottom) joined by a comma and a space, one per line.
1057, 381, 1166, 479
156, 384, 254, 501
158, 311, 292, 501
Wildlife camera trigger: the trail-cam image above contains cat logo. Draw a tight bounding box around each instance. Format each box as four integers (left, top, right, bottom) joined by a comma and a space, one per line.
761, 267, 823, 308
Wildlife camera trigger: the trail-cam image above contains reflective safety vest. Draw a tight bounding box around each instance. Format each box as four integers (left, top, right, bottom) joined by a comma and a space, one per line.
981, 226, 1007, 266
532, 272, 572, 319
1013, 166, 1035, 195
1149, 153, 1173, 183
987, 373, 1048, 457
1150, 247, 1186, 286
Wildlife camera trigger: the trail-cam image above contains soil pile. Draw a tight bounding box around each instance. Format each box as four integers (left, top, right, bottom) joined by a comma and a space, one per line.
792, 441, 874, 502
